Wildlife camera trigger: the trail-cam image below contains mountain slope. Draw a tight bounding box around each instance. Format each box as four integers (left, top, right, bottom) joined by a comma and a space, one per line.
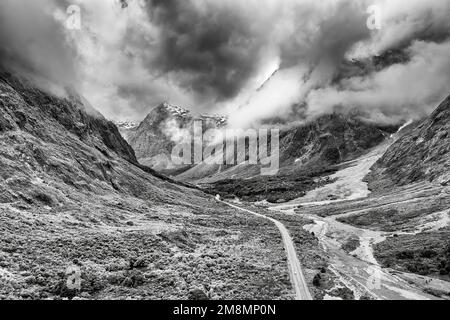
367, 95, 450, 191
0, 71, 188, 202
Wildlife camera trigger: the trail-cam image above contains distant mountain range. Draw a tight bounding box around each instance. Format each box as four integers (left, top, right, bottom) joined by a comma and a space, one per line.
115, 120, 139, 137
117, 104, 402, 188
176, 112, 399, 184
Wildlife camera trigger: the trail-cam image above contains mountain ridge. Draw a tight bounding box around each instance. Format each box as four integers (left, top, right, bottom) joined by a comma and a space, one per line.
367, 95, 450, 191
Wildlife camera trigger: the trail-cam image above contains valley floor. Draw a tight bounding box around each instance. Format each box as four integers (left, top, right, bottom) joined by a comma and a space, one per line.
0, 189, 294, 300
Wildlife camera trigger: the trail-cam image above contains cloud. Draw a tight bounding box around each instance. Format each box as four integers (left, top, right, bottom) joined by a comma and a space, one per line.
225, 0, 450, 127
0, 0, 78, 95
143, 0, 267, 100
306, 40, 450, 122
364, 0, 450, 54
0, 0, 448, 126
226, 0, 373, 127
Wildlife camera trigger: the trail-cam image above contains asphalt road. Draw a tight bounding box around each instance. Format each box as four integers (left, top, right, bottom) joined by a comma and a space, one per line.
220, 200, 313, 300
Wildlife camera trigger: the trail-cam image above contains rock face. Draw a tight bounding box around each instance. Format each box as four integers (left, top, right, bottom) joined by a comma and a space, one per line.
278, 113, 397, 166
368, 95, 450, 190
125, 102, 226, 173
0, 72, 137, 164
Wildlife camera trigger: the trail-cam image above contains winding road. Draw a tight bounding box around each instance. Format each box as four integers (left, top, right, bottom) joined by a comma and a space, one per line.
219, 200, 313, 300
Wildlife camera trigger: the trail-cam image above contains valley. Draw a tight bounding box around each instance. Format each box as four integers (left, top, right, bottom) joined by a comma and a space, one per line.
113, 93, 450, 300
0, 72, 294, 300
0, 70, 448, 301
0, 0, 449, 304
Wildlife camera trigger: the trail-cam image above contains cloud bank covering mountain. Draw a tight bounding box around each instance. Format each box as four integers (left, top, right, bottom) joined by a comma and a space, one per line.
0, 0, 449, 127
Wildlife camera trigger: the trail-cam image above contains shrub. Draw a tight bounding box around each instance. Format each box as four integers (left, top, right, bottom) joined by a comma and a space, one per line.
121, 270, 145, 288
188, 288, 208, 300
312, 273, 322, 287
34, 192, 53, 206
420, 249, 438, 259
396, 251, 414, 260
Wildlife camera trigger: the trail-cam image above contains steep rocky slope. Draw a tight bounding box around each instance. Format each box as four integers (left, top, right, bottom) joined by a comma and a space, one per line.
367, 95, 450, 191
0, 71, 293, 300
0, 73, 137, 164
0, 71, 189, 201
278, 113, 397, 167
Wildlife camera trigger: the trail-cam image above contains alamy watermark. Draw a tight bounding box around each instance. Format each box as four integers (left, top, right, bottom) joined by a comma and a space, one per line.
366, 5, 382, 30
66, 5, 81, 30
66, 265, 81, 290
65, 3, 382, 31
171, 120, 280, 176
64, 1, 129, 30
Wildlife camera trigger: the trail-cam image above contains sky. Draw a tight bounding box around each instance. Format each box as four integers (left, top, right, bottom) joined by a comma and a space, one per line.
0, 0, 449, 128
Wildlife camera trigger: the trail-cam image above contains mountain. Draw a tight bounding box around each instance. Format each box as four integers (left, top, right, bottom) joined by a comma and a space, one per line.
367, 95, 450, 191
278, 112, 398, 168
124, 102, 227, 174
171, 112, 398, 203
0, 71, 293, 300
125, 103, 193, 172
177, 112, 399, 184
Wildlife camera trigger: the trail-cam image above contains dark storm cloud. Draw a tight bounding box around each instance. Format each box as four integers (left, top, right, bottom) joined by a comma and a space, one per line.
375, 1, 450, 53
279, 1, 370, 69
0, 0, 449, 125
143, 0, 266, 100
0, 0, 78, 94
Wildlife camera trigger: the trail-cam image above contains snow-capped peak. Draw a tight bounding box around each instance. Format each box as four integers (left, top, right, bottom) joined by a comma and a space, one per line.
161, 102, 190, 117
114, 120, 139, 130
